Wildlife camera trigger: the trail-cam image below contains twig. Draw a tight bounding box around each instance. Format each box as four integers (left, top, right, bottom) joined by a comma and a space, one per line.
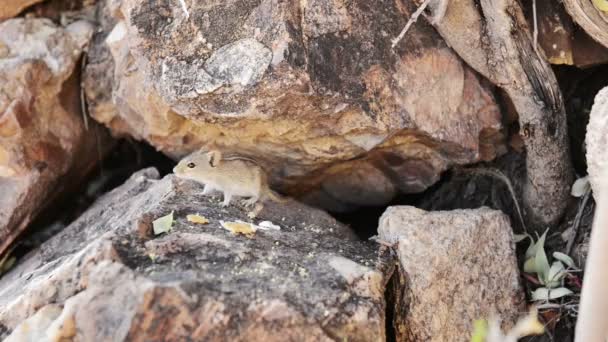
369, 235, 397, 248
391, 0, 433, 49
532, 0, 539, 56
80, 52, 89, 131
566, 188, 592, 255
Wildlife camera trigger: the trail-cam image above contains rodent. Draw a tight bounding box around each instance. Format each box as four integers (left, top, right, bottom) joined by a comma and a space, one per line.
173, 150, 287, 206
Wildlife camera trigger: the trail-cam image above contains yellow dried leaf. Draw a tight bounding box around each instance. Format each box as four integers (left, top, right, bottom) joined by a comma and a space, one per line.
220, 220, 256, 238
187, 214, 209, 224
592, 0, 608, 12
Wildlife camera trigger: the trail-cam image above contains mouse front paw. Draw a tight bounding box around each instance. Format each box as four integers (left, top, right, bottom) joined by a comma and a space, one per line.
242, 197, 259, 207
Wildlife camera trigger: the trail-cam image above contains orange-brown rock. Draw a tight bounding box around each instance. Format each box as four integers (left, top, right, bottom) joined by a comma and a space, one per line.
0, 18, 107, 256
84, 0, 504, 211
0, 0, 44, 21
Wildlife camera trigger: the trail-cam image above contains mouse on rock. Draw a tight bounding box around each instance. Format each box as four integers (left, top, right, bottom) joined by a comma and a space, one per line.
173, 150, 287, 208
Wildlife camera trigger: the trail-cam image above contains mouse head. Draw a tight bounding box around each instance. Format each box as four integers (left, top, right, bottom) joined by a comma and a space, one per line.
173, 150, 223, 179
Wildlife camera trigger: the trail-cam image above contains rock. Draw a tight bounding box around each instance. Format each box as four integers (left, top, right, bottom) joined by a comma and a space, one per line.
0, 168, 393, 341
84, 0, 504, 211
0, 18, 110, 257
378, 206, 525, 341
432, 0, 573, 226
0, 0, 44, 21
527, 0, 608, 67
562, 0, 608, 49
586, 86, 608, 195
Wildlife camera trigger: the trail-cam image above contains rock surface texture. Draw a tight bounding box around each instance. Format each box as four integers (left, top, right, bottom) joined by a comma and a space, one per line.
563, 0, 608, 49
0, 168, 393, 341
84, 0, 504, 212
0, 0, 45, 21
0, 18, 107, 257
379, 206, 525, 342
586, 86, 608, 194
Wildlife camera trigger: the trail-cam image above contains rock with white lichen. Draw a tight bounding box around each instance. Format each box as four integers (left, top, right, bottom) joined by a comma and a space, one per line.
379, 206, 525, 342
586, 86, 608, 195
0, 168, 393, 341
84, 0, 504, 212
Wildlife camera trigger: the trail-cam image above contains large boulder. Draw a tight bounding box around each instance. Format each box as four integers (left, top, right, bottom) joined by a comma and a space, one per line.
0, 18, 108, 257
84, 0, 504, 212
379, 206, 525, 341
0, 168, 394, 341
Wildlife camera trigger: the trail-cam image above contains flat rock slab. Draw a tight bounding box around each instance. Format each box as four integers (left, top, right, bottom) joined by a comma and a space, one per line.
0, 168, 393, 341
379, 206, 525, 342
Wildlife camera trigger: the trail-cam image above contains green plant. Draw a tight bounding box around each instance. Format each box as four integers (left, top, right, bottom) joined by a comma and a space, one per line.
516, 230, 578, 301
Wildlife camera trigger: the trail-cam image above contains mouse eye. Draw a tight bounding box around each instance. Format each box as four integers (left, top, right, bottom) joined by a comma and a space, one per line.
187, 162, 196, 168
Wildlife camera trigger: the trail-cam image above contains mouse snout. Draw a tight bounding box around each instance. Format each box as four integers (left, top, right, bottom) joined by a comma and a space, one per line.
173, 164, 182, 174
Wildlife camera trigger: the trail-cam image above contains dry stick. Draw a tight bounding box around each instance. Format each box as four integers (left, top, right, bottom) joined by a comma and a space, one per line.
457, 167, 528, 233
391, 0, 434, 49
566, 188, 592, 255
79, 52, 89, 131
532, 0, 539, 56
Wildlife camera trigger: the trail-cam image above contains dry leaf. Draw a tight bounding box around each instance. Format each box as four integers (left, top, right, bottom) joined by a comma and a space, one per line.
187, 214, 209, 224
153, 211, 174, 235
220, 220, 256, 238
258, 220, 281, 230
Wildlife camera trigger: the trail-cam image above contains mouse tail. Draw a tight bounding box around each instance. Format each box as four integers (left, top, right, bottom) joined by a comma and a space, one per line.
266, 189, 288, 203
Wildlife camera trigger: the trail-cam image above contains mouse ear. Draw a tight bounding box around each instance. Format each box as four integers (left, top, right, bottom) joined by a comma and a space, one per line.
206, 150, 222, 167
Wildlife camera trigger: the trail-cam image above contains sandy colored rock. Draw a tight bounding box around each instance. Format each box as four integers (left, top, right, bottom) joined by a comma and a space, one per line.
84, 0, 504, 211
0, 168, 393, 341
378, 206, 525, 342
0, 18, 110, 257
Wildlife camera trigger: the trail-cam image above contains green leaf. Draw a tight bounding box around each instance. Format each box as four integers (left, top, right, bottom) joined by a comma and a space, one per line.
553, 252, 576, 268
524, 237, 536, 260
531, 287, 573, 301
153, 211, 174, 235
523, 257, 537, 274
534, 230, 550, 283
470, 319, 488, 342
545, 262, 566, 288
